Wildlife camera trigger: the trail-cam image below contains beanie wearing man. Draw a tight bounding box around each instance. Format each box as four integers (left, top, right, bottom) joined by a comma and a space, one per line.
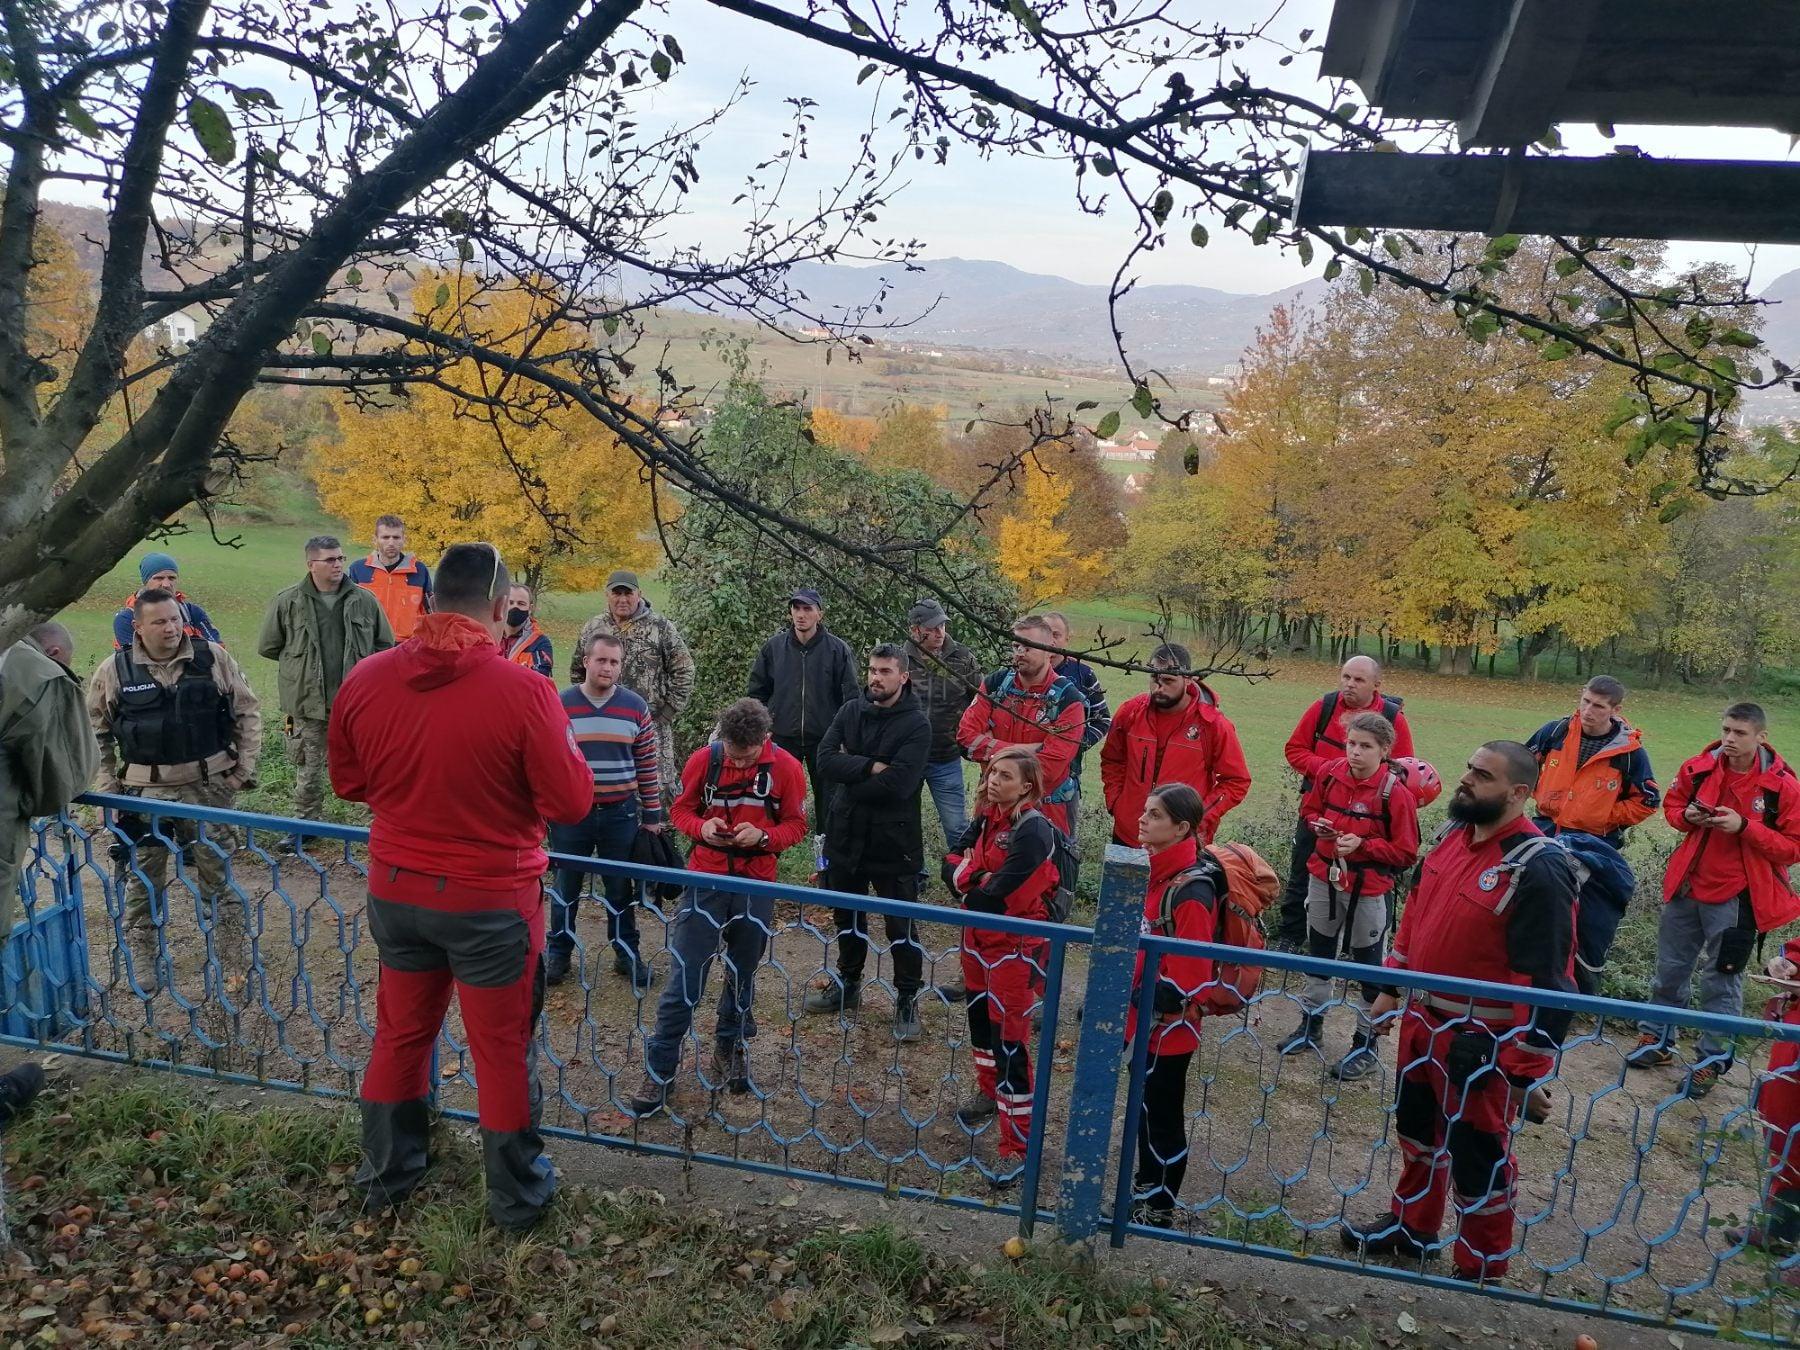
138, 552, 179, 584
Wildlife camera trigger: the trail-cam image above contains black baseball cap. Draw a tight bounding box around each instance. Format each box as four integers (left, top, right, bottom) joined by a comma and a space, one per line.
789, 587, 823, 607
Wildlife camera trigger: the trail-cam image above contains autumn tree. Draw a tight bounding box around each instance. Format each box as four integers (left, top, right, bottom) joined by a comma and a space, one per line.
994, 454, 1107, 607
311, 273, 655, 589
0, 0, 1788, 669
809, 407, 877, 456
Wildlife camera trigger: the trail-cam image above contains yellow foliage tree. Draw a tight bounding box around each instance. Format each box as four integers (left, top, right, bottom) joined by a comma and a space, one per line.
809, 405, 877, 455
995, 456, 1106, 606
311, 272, 655, 589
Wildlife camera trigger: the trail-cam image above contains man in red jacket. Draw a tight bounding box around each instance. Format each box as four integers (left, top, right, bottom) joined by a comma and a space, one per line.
1343, 740, 1577, 1282
956, 615, 1086, 834
1275, 656, 1415, 950
631, 698, 808, 1114
1100, 642, 1251, 848
1630, 702, 1800, 1098
329, 543, 593, 1232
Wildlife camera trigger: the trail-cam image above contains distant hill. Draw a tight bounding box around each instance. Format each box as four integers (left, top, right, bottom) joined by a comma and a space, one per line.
687, 257, 1325, 375
1744, 267, 1800, 424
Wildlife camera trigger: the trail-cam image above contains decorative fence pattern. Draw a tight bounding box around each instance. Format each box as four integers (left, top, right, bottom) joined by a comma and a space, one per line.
2, 795, 1797, 1344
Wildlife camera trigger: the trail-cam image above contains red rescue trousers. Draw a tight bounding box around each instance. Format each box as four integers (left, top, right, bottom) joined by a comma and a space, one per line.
1760, 1000, 1800, 1194
961, 927, 1048, 1160
1389, 1008, 1523, 1278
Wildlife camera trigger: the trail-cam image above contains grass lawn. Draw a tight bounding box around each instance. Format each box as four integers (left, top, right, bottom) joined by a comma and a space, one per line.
0, 1076, 1274, 1349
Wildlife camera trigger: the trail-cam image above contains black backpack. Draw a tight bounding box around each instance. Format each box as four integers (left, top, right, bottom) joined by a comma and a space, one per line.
1018, 808, 1080, 923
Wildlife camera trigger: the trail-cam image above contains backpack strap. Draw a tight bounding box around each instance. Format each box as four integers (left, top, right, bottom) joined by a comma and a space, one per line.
703, 741, 724, 808
1379, 694, 1402, 724
1158, 864, 1219, 938
1312, 690, 1339, 749
1492, 834, 1568, 915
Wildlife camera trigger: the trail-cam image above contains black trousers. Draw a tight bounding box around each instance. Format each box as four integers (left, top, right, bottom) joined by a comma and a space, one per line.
821, 867, 924, 995
1277, 815, 1314, 945
1135, 1050, 1194, 1213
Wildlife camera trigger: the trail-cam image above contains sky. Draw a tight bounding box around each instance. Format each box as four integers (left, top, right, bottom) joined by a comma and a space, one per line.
646, 0, 1800, 297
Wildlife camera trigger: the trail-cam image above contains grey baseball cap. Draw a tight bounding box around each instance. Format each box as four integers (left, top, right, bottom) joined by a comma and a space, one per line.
907, 598, 948, 628
606, 570, 640, 592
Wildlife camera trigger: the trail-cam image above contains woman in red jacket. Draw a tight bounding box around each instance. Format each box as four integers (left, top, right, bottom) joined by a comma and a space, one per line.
946, 745, 1058, 1170
1278, 711, 1420, 1081
1739, 939, 1800, 1265
1126, 782, 1219, 1227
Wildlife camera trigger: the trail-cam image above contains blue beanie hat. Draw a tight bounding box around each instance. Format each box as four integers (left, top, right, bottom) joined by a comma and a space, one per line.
138, 552, 179, 584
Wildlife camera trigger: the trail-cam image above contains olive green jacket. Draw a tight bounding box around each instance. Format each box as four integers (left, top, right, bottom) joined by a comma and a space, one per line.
1, 637, 100, 941
257, 577, 394, 721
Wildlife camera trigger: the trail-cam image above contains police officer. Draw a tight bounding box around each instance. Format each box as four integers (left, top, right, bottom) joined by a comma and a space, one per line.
88, 589, 261, 972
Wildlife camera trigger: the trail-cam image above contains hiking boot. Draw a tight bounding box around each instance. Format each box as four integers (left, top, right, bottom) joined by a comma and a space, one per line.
1333, 1033, 1380, 1082
956, 1095, 997, 1130
893, 993, 922, 1043
0, 1062, 47, 1128
1728, 1194, 1800, 1252
1340, 1215, 1434, 1260
544, 949, 571, 987
936, 979, 968, 1002
613, 954, 655, 992
1278, 1012, 1324, 1057
803, 978, 861, 1015
627, 1074, 668, 1117
1685, 1063, 1723, 1100
1626, 1033, 1674, 1069
712, 1041, 752, 1095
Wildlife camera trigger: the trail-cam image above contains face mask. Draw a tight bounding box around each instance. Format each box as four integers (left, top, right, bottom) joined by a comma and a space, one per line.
506, 607, 529, 628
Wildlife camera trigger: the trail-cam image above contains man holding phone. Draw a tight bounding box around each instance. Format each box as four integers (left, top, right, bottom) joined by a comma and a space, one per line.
1630, 703, 1800, 1098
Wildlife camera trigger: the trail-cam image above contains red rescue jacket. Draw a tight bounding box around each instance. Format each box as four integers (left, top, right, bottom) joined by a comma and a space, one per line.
1100, 682, 1251, 846
1284, 691, 1414, 784
671, 740, 809, 882
956, 668, 1086, 805
328, 612, 593, 908
1127, 838, 1218, 1057
1297, 759, 1421, 897
1662, 742, 1800, 933
948, 802, 1059, 924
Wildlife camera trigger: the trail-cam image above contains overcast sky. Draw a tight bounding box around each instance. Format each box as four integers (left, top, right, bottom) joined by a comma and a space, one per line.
649, 0, 1800, 296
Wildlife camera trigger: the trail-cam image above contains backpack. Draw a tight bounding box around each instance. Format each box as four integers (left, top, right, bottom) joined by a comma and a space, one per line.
1018, 808, 1081, 923
1159, 841, 1279, 1013
1312, 690, 1403, 749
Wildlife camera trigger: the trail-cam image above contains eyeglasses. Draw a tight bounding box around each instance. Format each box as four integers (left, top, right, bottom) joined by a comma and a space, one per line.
314, 554, 347, 565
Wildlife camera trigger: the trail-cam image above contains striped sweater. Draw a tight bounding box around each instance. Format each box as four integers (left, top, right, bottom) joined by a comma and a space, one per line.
560, 683, 663, 821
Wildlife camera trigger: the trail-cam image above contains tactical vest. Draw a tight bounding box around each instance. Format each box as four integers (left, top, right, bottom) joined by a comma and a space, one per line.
111, 642, 234, 774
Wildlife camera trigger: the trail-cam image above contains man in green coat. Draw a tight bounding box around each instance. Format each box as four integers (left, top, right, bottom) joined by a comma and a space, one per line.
0, 621, 99, 1122
258, 535, 394, 821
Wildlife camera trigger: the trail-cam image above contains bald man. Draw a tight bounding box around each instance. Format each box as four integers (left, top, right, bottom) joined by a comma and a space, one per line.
1276, 657, 1415, 950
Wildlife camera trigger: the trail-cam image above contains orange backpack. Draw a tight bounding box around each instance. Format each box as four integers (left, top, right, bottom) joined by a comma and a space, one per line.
1159, 842, 1279, 1014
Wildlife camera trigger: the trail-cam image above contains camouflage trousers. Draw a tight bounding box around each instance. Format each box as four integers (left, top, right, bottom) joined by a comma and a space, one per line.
652, 718, 681, 812
288, 715, 331, 819
114, 781, 247, 980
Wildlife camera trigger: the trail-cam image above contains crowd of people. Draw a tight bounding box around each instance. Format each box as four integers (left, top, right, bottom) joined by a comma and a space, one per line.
2, 520, 1800, 1286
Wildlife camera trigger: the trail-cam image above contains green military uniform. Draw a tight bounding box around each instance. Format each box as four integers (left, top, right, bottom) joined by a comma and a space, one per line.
257, 577, 392, 818
572, 600, 696, 796
0, 637, 99, 943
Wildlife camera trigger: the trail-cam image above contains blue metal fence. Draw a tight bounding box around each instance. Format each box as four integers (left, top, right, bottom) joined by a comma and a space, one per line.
3, 795, 1799, 1342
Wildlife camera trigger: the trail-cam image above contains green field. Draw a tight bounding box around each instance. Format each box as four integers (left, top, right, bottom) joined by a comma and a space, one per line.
61, 516, 1759, 996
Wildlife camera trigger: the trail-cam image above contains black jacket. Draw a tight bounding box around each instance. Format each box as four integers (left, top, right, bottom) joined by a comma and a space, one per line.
904, 636, 984, 764
816, 687, 931, 875
746, 625, 860, 748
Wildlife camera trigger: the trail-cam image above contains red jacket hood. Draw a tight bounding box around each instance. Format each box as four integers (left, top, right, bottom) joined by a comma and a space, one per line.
397, 612, 502, 690
1680, 741, 1791, 785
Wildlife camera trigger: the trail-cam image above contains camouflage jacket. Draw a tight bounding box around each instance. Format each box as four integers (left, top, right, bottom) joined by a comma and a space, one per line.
571, 601, 696, 726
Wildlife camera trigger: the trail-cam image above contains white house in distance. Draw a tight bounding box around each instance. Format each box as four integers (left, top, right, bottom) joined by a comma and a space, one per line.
156, 308, 203, 350
1098, 430, 1158, 462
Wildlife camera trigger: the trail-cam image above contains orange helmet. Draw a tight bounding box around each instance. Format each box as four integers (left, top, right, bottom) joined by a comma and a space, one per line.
1394, 756, 1442, 806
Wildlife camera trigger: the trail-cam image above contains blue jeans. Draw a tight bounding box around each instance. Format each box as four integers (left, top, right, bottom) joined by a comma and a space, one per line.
548, 799, 640, 962
923, 758, 968, 845
644, 886, 776, 1080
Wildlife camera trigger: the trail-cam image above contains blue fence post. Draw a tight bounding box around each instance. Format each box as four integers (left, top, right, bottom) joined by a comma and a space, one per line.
1054, 842, 1149, 1246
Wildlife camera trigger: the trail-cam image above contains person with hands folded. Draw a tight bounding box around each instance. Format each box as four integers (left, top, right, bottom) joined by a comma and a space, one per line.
1124, 782, 1223, 1228
944, 746, 1057, 1175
